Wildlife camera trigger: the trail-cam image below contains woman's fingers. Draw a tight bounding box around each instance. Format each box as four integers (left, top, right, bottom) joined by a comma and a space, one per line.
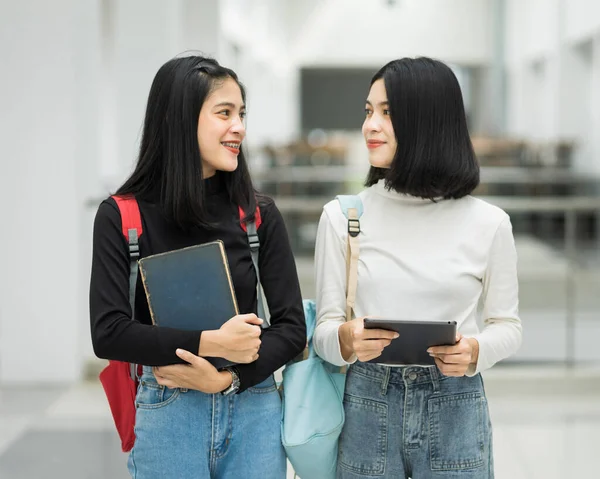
357, 350, 384, 362
432, 352, 470, 364
361, 328, 399, 341
355, 338, 391, 353
435, 357, 468, 376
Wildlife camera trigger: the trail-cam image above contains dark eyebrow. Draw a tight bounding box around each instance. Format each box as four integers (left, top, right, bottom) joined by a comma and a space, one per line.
213, 102, 246, 110
365, 100, 389, 107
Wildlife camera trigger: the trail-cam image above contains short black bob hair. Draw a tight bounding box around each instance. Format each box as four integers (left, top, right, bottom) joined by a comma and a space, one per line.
116, 55, 256, 230
364, 57, 479, 199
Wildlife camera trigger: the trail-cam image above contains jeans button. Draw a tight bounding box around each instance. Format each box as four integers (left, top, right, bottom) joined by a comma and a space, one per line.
408, 372, 417, 380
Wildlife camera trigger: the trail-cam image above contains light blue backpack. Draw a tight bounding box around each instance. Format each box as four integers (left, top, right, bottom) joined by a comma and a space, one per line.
280, 195, 363, 479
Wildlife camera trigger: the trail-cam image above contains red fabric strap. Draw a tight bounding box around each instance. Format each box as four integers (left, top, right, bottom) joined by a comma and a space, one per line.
239, 205, 262, 232
112, 195, 143, 239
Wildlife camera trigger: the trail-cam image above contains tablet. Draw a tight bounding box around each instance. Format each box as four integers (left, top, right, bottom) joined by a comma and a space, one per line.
363, 318, 457, 366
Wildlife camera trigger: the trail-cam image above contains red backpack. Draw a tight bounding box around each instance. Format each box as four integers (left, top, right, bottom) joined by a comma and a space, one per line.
99, 196, 262, 452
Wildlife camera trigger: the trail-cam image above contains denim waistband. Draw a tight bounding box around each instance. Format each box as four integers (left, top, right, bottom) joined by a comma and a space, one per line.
350, 362, 444, 393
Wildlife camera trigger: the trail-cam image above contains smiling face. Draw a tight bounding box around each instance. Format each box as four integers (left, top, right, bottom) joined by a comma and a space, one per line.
362, 79, 397, 168
197, 77, 246, 178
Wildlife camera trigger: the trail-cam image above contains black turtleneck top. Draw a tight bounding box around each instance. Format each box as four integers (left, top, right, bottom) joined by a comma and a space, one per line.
89, 173, 306, 393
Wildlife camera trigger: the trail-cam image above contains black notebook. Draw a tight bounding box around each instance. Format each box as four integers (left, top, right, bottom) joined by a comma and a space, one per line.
138, 240, 238, 369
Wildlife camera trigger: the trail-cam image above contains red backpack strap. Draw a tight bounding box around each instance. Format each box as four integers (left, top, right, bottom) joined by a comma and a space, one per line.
238, 205, 261, 232
113, 195, 143, 241
111, 195, 142, 380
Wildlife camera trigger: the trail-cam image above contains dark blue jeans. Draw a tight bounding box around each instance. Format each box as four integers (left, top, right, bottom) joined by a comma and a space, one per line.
338, 362, 493, 478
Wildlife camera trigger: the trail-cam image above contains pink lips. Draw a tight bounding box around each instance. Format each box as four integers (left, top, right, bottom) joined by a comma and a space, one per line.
367, 140, 385, 149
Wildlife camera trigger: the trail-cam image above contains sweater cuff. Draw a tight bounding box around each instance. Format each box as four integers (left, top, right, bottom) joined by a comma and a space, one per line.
314, 321, 357, 366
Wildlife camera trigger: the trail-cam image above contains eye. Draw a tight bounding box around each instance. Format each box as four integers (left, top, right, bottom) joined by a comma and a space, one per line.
364, 108, 373, 116
217, 109, 230, 117
383, 109, 390, 116
240, 111, 247, 120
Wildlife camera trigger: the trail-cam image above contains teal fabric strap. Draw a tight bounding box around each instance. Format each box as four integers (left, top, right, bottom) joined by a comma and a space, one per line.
336, 195, 364, 219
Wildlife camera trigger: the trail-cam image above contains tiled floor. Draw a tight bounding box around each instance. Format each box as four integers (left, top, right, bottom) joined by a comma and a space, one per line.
1, 365, 598, 478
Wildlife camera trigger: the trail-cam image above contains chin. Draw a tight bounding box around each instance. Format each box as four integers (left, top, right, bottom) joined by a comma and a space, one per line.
218, 159, 239, 172
368, 156, 392, 169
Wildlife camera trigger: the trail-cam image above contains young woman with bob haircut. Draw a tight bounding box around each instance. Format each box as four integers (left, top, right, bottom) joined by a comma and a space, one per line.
314, 57, 522, 478
90, 55, 305, 479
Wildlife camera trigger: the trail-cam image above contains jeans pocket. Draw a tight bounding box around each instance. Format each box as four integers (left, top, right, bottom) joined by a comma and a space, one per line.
428, 392, 486, 471
338, 394, 388, 476
135, 379, 181, 409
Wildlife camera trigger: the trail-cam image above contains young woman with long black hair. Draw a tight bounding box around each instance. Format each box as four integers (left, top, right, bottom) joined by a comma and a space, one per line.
90, 55, 305, 479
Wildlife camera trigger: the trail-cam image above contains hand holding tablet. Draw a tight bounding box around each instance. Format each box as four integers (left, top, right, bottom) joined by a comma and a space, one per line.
363, 318, 457, 366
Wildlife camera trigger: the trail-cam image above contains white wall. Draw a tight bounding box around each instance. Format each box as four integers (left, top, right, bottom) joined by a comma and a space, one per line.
565, 0, 600, 44
0, 0, 94, 383
292, 0, 493, 67
218, 0, 495, 146
220, 0, 300, 146
505, 0, 600, 173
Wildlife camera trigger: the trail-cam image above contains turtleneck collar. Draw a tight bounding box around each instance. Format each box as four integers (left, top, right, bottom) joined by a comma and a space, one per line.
204, 171, 226, 196
371, 179, 446, 203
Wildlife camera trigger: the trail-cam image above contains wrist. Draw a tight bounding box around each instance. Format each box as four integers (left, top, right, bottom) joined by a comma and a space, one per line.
466, 338, 480, 365
338, 323, 353, 361
199, 330, 224, 357
218, 370, 233, 391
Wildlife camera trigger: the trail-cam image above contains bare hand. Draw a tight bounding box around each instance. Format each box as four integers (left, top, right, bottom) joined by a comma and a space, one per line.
428, 334, 479, 377
200, 314, 262, 364
339, 317, 399, 362
153, 349, 232, 394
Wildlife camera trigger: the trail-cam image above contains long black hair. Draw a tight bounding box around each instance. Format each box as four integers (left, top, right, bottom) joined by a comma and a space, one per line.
364, 57, 479, 199
116, 55, 256, 229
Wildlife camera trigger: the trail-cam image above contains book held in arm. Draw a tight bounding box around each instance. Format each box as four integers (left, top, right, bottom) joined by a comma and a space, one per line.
138, 240, 238, 369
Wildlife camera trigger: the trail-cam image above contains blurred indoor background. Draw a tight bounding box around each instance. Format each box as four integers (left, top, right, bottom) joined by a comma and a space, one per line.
1, 0, 599, 478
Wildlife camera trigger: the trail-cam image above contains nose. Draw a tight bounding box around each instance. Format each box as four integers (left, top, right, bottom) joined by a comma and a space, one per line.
230, 115, 246, 138
363, 113, 382, 134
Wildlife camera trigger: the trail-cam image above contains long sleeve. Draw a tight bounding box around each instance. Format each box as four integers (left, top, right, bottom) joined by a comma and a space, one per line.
313, 208, 358, 366
235, 200, 306, 392
89, 201, 203, 365
468, 216, 522, 375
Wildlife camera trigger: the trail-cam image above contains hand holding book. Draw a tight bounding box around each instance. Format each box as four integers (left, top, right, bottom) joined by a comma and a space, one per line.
199, 313, 263, 364
153, 349, 233, 394
139, 240, 261, 369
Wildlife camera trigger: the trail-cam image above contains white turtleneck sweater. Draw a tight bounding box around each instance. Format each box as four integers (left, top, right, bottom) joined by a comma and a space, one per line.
313, 180, 522, 375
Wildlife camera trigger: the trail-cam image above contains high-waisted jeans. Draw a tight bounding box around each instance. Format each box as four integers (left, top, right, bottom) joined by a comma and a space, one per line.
337, 362, 493, 479
127, 366, 286, 479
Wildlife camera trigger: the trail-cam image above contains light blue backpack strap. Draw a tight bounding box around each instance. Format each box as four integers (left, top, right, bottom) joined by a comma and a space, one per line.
303, 299, 317, 359
245, 220, 269, 327
336, 195, 364, 220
